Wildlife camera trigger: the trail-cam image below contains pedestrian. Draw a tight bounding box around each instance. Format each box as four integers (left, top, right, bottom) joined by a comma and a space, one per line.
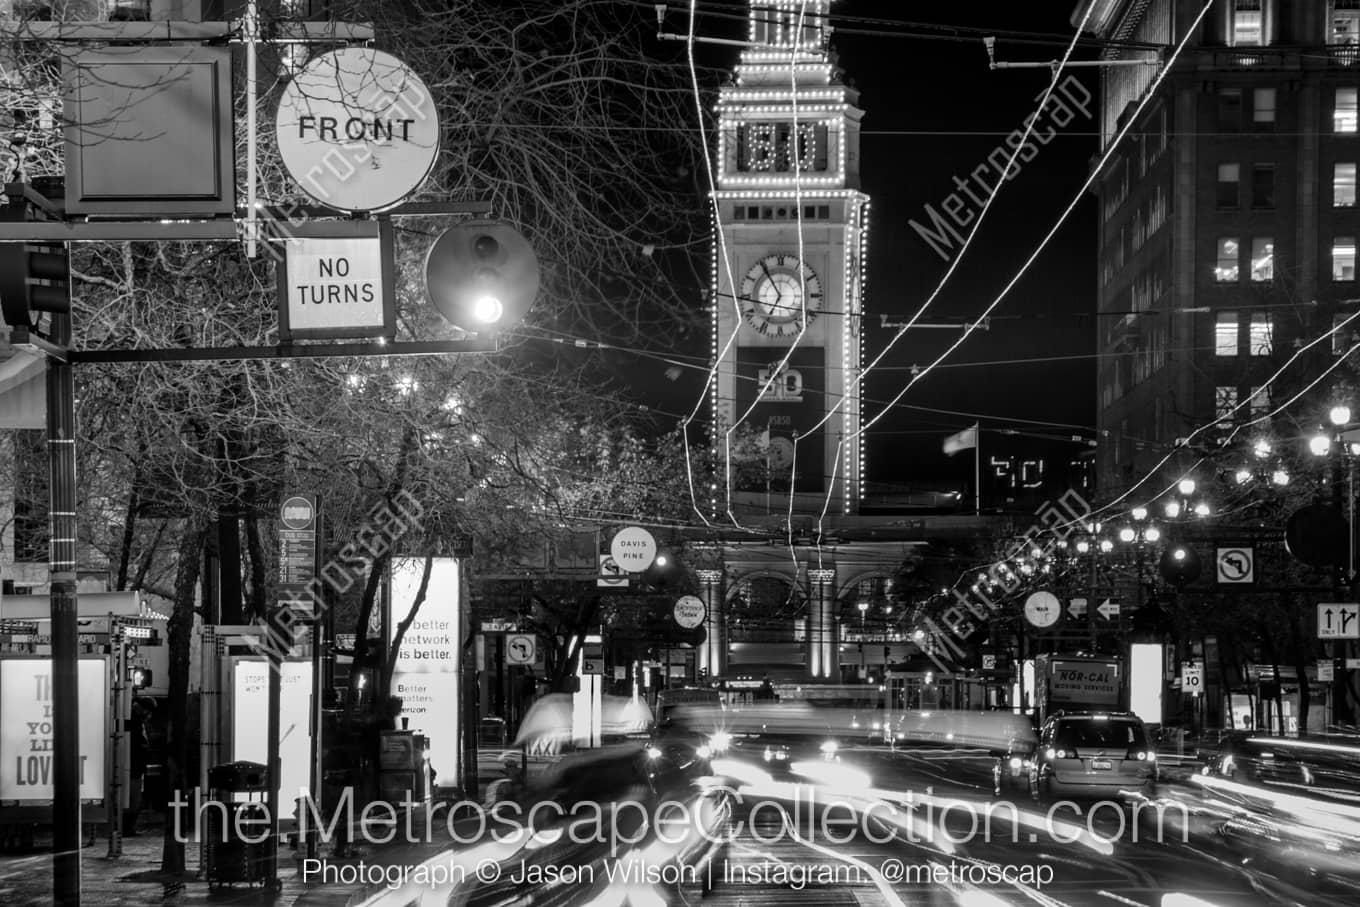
124, 697, 153, 835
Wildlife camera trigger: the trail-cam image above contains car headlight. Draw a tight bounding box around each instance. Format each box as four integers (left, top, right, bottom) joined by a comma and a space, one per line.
696, 745, 712, 759
709, 732, 731, 754
647, 746, 662, 760
820, 740, 839, 756
1008, 757, 1023, 770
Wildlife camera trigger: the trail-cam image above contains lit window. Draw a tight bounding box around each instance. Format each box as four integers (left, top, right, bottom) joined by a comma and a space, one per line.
1232, 0, 1264, 46
1249, 313, 1273, 355
1215, 312, 1239, 356
1248, 386, 1270, 419
1250, 237, 1274, 281
1337, 163, 1357, 206
1251, 164, 1275, 209
1335, 236, 1357, 280
1216, 163, 1240, 208
1337, 88, 1359, 133
1215, 237, 1240, 282
1334, 0, 1360, 46
1253, 87, 1277, 124
1216, 386, 1239, 423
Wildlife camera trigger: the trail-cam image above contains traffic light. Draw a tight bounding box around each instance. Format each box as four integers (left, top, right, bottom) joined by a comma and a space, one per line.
1158, 544, 1201, 587
424, 220, 539, 333
130, 667, 153, 689
0, 240, 71, 337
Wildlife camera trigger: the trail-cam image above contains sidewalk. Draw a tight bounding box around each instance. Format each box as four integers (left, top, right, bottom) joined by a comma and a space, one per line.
0, 807, 462, 907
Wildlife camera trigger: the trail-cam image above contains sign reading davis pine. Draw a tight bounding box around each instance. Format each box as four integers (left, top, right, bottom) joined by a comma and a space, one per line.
276, 222, 397, 342
275, 48, 440, 213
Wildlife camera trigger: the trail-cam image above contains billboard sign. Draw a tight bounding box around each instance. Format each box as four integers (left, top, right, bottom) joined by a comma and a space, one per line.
389, 558, 461, 779
231, 659, 312, 819
0, 658, 107, 801
1049, 659, 1119, 704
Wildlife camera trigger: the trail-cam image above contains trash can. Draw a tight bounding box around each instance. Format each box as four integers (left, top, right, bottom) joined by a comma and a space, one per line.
204, 761, 272, 890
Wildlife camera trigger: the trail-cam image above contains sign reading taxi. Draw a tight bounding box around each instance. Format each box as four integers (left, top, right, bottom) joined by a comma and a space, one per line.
275, 48, 440, 213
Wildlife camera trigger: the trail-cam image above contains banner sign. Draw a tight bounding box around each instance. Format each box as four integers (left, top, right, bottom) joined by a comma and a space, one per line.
735, 347, 826, 493
0, 658, 107, 800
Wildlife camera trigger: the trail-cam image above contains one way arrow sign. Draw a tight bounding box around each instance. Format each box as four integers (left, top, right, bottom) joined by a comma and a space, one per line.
1097, 599, 1121, 620
1068, 598, 1087, 619
1318, 603, 1360, 640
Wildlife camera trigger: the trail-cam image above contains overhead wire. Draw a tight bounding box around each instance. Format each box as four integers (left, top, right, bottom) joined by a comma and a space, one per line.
790, 1, 1105, 538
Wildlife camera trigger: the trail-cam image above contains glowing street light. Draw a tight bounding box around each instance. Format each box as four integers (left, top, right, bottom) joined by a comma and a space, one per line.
1311, 433, 1333, 457
1177, 478, 1196, 496
1330, 404, 1353, 426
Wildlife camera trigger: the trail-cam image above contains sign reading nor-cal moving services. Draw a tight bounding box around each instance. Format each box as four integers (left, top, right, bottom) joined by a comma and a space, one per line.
275, 48, 439, 212
0, 658, 106, 800
1049, 659, 1119, 704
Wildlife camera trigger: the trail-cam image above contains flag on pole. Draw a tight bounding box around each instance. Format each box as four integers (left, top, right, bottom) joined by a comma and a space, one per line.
942, 423, 978, 456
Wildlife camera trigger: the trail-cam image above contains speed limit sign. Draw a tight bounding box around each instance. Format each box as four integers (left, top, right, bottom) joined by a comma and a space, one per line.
1181, 661, 1204, 694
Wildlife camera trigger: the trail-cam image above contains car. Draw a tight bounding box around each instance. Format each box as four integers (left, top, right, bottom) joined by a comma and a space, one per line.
1029, 710, 1157, 801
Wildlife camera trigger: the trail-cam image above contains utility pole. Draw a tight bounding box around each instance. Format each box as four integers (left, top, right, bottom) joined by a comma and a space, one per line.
46, 253, 79, 907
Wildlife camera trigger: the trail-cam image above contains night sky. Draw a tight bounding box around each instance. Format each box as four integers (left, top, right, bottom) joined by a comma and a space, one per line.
634, 2, 1100, 507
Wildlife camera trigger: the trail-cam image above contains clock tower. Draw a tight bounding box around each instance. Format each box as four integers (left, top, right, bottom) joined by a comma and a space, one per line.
710, 0, 869, 519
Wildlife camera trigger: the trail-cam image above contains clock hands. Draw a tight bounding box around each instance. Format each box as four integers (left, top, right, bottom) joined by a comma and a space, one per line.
760, 260, 784, 311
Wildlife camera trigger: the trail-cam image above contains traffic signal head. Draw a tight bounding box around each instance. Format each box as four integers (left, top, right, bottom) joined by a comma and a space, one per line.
424, 221, 539, 333
130, 667, 153, 689
0, 241, 71, 336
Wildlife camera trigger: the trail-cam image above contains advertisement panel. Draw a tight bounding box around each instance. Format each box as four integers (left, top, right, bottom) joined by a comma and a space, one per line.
1049, 659, 1120, 705
389, 558, 461, 778
734, 346, 825, 493
0, 658, 107, 801
231, 660, 312, 818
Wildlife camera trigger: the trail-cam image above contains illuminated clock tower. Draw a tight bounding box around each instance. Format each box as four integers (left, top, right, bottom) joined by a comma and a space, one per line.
710, 0, 869, 519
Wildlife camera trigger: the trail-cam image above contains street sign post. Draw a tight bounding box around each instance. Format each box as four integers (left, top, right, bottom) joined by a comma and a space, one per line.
597, 554, 629, 588
275, 48, 440, 213
610, 526, 657, 573
276, 222, 396, 341
506, 634, 535, 667
1181, 661, 1204, 695
673, 595, 706, 629
1215, 546, 1255, 585
1318, 603, 1360, 639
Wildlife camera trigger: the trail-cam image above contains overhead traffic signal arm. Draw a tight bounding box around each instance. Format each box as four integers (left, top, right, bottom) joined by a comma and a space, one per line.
0, 239, 72, 338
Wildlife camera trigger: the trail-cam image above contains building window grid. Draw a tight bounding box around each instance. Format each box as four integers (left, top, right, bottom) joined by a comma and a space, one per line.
1335, 236, 1357, 280
1216, 237, 1240, 282
1215, 386, 1240, 425
1215, 311, 1239, 356
1231, 0, 1264, 47
1337, 88, 1359, 133
1336, 163, 1357, 207
1248, 386, 1270, 419
1220, 89, 1243, 133
1251, 163, 1275, 209
1249, 313, 1273, 355
1217, 162, 1240, 208
1250, 237, 1274, 281
1253, 87, 1277, 125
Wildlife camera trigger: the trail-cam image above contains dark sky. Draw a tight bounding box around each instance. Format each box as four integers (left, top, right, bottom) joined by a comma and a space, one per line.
834, 1, 1098, 498
630, 2, 1101, 504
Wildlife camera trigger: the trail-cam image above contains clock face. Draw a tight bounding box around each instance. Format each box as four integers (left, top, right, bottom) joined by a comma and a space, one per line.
740, 254, 822, 338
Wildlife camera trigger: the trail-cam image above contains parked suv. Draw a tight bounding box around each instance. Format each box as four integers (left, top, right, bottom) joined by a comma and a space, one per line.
1030, 711, 1157, 801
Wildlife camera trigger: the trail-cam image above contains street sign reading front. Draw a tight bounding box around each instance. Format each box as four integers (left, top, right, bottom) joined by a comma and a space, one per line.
1318, 603, 1360, 639
275, 48, 440, 212
276, 232, 394, 342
